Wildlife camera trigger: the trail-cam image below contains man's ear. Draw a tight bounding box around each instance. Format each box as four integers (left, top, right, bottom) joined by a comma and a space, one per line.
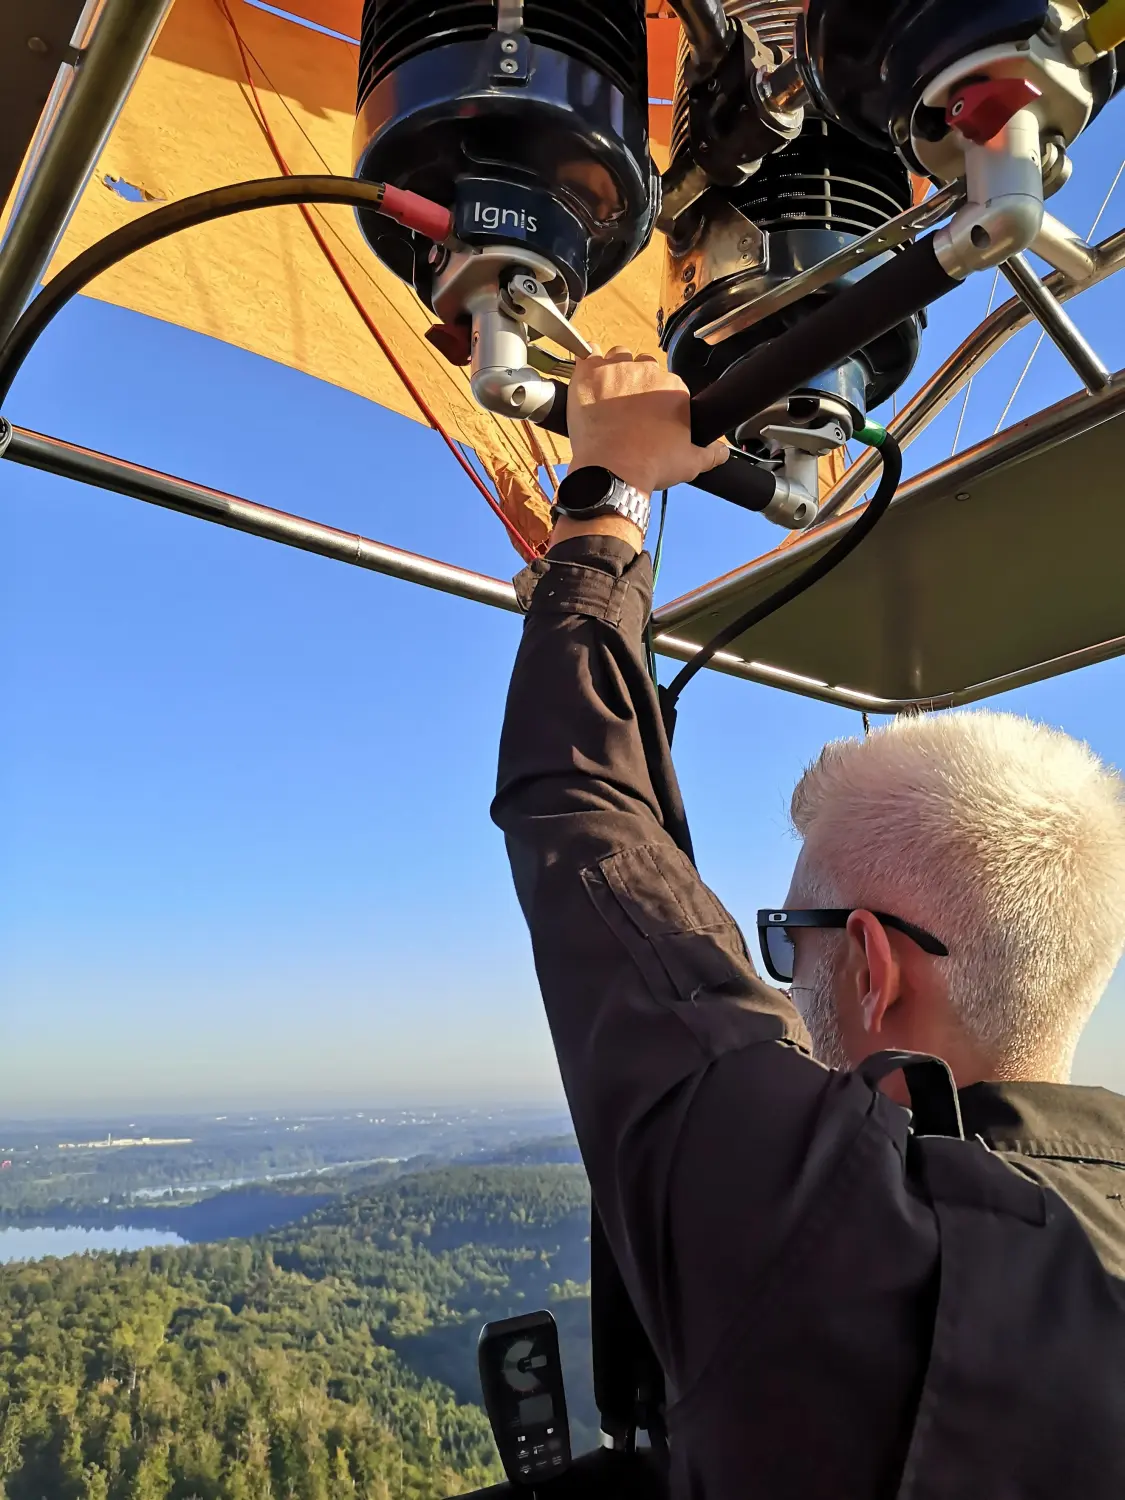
845, 909, 901, 1037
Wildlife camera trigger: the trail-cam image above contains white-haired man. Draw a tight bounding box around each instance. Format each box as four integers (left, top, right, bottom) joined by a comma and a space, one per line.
783, 711, 1125, 1090
493, 351, 1125, 1498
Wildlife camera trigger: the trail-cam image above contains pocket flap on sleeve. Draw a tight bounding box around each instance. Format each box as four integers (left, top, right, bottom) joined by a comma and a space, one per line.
590, 843, 751, 1003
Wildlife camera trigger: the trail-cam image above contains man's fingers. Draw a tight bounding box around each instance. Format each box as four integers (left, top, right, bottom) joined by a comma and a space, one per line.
702, 439, 730, 471
604, 346, 635, 363
635, 353, 660, 365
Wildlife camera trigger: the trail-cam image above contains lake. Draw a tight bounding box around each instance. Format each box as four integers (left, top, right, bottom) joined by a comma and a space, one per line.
0, 1225, 187, 1264
0, 1185, 335, 1257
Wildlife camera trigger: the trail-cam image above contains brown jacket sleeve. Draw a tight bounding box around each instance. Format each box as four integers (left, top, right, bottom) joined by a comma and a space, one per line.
491, 535, 918, 1398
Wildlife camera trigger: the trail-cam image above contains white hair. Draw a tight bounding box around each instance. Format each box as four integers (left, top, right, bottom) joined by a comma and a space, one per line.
789, 709, 1125, 1078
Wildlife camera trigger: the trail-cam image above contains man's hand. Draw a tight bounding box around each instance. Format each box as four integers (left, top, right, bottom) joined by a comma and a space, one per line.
551, 349, 728, 553
568, 349, 728, 493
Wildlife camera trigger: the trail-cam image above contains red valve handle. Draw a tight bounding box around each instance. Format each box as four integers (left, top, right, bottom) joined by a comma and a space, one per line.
946, 76, 1043, 145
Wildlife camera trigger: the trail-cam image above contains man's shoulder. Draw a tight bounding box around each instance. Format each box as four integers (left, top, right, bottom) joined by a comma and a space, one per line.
959, 1078, 1125, 1163
957, 1078, 1125, 1276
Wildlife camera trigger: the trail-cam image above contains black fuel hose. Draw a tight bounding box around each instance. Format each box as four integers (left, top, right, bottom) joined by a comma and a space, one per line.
0, 171, 783, 519
689, 235, 961, 446
535, 235, 960, 450
535, 233, 952, 516
0, 172, 784, 523
658, 428, 903, 741
0, 175, 452, 407
0, 176, 925, 543
690, 446, 777, 510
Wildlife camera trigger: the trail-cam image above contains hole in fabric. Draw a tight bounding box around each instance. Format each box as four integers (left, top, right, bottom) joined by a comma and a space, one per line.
103, 175, 164, 204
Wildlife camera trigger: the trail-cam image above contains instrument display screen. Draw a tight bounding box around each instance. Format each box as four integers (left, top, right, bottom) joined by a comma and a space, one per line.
478, 1312, 572, 1486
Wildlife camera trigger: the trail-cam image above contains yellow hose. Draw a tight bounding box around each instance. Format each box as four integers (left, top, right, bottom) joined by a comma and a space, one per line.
1088, 0, 1125, 55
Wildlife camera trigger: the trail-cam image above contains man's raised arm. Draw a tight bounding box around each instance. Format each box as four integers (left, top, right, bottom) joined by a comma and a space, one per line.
490, 353, 900, 1390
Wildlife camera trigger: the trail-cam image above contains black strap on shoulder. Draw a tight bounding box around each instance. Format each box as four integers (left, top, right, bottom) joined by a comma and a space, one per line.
856, 1050, 965, 1140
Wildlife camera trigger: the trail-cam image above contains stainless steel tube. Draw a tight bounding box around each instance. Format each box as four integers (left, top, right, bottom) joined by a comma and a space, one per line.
653, 369, 1125, 710
695, 183, 963, 347
669, 0, 732, 75
1032, 212, 1098, 282
1, 424, 773, 688
0, 0, 174, 341
1000, 253, 1112, 394
4, 1, 107, 228
20, 418, 1125, 715
812, 226, 1125, 525
3, 425, 522, 612
888, 368, 1125, 497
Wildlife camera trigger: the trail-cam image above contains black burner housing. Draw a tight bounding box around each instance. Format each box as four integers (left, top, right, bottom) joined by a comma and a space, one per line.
353, 0, 659, 310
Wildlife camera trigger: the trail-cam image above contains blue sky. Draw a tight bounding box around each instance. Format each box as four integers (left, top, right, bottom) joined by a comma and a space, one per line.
1, 104, 1123, 1115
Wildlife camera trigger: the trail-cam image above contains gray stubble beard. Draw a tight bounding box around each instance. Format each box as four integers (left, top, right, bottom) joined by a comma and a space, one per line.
791, 944, 852, 1071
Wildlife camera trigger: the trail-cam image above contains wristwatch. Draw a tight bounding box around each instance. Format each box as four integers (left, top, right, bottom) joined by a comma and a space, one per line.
553, 465, 651, 534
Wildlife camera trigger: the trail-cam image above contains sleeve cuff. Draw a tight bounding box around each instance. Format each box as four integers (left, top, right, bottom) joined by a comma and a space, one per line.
546, 535, 642, 575
513, 537, 654, 625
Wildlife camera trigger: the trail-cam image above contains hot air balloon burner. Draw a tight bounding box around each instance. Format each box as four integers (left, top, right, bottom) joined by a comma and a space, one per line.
799, 0, 1114, 171
353, 0, 658, 367
660, 0, 923, 479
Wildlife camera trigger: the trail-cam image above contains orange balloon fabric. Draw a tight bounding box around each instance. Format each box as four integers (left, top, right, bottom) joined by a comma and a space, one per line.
13, 0, 686, 554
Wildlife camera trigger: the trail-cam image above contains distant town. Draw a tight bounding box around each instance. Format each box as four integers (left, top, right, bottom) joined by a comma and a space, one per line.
56, 1135, 194, 1150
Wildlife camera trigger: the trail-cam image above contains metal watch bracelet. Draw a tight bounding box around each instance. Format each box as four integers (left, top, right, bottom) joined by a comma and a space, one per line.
553, 478, 651, 534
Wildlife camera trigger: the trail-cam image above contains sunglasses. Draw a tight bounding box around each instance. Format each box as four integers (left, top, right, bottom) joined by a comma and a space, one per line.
756, 908, 950, 983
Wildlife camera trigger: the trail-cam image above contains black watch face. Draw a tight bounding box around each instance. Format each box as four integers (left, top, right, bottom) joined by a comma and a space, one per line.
559, 466, 614, 515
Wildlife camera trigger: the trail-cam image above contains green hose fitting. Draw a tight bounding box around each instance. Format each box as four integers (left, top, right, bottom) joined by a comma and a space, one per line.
858, 421, 888, 448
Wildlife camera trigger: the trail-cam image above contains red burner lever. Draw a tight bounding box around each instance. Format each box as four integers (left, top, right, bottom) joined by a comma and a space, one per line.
946, 76, 1043, 145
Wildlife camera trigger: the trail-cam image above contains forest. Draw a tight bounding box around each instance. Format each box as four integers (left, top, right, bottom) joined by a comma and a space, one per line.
0, 1165, 595, 1500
